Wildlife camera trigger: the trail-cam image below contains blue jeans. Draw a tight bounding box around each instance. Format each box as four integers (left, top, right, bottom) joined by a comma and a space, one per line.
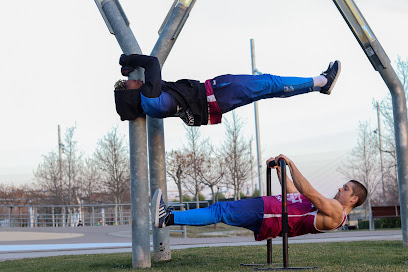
173, 197, 264, 232
211, 74, 314, 113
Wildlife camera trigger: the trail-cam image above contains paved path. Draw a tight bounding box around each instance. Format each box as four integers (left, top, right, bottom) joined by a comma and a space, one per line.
0, 226, 402, 261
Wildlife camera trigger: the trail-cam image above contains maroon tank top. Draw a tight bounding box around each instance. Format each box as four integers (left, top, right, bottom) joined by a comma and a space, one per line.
255, 193, 347, 241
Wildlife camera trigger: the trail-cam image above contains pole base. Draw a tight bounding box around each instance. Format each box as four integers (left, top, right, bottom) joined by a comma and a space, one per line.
253, 266, 318, 270
240, 263, 317, 270
239, 263, 275, 267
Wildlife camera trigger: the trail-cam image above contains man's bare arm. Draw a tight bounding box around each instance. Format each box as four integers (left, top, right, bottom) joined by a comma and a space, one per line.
274, 154, 343, 219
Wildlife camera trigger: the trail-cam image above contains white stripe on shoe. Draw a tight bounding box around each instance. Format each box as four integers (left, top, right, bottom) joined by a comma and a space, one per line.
152, 189, 163, 228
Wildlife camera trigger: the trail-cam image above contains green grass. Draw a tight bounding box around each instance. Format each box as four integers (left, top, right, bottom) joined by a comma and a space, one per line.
0, 241, 407, 271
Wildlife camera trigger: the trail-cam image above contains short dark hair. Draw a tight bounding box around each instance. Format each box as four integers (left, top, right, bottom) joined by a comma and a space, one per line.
114, 79, 127, 90
349, 180, 367, 208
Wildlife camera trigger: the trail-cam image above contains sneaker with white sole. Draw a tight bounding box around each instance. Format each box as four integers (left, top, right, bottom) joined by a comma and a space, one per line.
151, 189, 171, 228
320, 60, 341, 95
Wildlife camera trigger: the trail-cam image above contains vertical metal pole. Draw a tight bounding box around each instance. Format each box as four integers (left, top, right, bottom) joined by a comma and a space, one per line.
332, 0, 408, 247
29, 207, 33, 227
148, 0, 197, 261
69, 208, 73, 227
376, 102, 386, 205
120, 205, 123, 225
58, 125, 63, 202
266, 167, 272, 264
250, 140, 255, 194
368, 197, 374, 231
8, 207, 11, 227
254, 106, 263, 195
250, 39, 264, 196
279, 160, 289, 268
52, 207, 55, 227
62, 207, 66, 227
101, 207, 105, 226
34, 207, 38, 227
92, 206, 95, 226
94, 0, 150, 267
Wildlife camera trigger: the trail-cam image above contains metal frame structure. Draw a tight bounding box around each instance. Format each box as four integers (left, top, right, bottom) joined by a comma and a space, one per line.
241, 160, 317, 270
255, 160, 317, 270
94, 0, 197, 268
332, 0, 408, 247
93, 0, 408, 268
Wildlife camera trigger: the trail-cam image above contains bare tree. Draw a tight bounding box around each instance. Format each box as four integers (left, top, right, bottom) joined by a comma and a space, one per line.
0, 184, 32, 206
94, 127, 130, 222
375, 56, 408, 204
199, 145, 224, 204
182, 126, 206, 207
34, 151, 64, 205
221, 112, 251, 200
62, 126, 83, 206
396, 56, 408, 91
166, 150, 187, 204
338, 121, 380, 229
0, 183, 41, 227
79, 157, 102, 204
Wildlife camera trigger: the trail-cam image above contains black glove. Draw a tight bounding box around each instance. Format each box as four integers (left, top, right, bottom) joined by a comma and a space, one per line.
121, 66, 134, 76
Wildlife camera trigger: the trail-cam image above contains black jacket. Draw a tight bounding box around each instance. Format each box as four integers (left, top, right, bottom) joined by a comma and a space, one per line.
162, 79, 207, 126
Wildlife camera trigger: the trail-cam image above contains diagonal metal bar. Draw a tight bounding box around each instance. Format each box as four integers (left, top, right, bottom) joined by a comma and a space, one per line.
148, 0, 197, 261
94, 0, 150, 268
332, 0, 408, 247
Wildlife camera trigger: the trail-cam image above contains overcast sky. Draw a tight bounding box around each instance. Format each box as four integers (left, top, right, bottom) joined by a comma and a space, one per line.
0, 0, 407, 198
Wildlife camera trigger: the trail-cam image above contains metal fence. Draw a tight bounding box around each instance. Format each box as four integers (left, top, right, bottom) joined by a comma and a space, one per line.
0, 204, 130, 228
0, 201, 209, 238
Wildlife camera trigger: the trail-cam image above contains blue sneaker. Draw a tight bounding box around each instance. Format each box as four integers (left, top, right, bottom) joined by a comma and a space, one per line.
151, 189, 171, 228
320, 60, 341, 95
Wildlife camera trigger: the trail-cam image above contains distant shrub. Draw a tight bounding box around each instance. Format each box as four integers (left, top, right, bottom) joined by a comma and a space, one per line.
198, 193, 205, 201
215, 192, 226, 200
358, 218, 401, 229
182, 194, 192, 202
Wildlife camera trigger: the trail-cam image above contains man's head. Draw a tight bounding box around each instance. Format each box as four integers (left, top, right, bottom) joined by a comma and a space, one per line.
349, 180, 367, 208
334, 180, 367, 209
114, 79, 144, 90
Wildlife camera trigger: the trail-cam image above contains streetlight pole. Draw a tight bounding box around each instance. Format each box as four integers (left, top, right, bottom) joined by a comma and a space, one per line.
333, 0, 408, 245
58, 125, 63, 191
250, 38, 264, 196
250, 139, 255, 194
58, 125, 64, 226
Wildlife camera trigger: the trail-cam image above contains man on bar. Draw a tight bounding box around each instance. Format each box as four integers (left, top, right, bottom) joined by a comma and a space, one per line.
151, 154, 367, 240
114, 54, 341, 126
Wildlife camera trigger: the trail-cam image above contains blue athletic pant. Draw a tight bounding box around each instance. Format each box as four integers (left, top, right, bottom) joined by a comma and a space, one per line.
173, 197, 264, 232
143, 73, 314, 118
211, 74, 314, 113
